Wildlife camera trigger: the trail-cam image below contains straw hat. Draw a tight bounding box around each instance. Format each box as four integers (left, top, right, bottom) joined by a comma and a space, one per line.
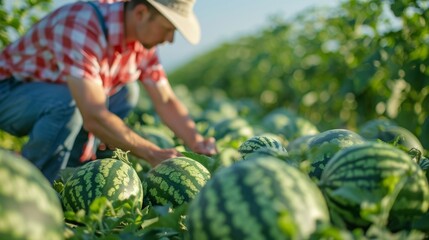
147, 0, 200, 44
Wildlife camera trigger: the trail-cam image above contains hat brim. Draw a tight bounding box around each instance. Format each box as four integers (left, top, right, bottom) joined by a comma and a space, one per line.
147, 0, 201, 45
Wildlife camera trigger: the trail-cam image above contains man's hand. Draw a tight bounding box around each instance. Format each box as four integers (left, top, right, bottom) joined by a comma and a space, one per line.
97, 142, 181, 167
190, 137, 218, 156
143, 80, 217, 157
66, 76, 183, 166
145, 148, 183, 166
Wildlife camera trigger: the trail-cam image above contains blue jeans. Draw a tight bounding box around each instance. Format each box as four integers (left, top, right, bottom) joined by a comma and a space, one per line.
0, 78, 139, 182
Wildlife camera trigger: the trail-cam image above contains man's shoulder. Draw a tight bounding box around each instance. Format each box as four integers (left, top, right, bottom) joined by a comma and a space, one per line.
45, 2, 100, 26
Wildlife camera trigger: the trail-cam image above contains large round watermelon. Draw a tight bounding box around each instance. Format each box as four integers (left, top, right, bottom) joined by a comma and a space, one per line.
144, 157, 210, 207
319, 142, 429, 231
307, 129, 366, 180
186, 156, 330, 240
61, 158, 143, 213
0, 149, 64, 240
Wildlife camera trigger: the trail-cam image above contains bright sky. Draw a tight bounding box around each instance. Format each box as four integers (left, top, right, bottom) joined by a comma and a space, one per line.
43, 1, 341, 72
160, 0, 341, 72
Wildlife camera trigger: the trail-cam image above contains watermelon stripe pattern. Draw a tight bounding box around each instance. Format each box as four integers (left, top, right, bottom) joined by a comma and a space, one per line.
187, 157, 330, 240
238, 135, 287, 159
307, 129, 365, 180
62, 158, 143, 213
0, 150, 64, 240
145, 157, 210, 207
320, 142, 429, 230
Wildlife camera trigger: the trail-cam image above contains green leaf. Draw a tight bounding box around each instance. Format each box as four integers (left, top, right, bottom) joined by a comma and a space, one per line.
139, 204, 188, 239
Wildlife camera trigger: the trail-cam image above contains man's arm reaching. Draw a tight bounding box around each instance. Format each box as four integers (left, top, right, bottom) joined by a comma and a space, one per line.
66, 75, 181, 166
143, 79, 217, 155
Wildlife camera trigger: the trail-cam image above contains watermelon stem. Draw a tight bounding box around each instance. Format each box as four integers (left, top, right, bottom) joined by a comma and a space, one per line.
112, 148, 132, 165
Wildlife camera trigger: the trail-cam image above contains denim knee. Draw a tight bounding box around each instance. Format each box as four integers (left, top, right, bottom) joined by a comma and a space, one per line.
21, 100, 83, 182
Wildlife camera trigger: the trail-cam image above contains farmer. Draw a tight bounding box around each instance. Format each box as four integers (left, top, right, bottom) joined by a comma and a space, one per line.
0, 0, 217, 182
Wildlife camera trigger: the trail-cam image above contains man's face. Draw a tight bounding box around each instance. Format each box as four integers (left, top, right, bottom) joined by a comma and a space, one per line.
136, 10, 176, 49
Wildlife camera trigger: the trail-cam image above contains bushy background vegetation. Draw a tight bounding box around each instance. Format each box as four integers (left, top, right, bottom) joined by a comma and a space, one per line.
170, 0, 429, 150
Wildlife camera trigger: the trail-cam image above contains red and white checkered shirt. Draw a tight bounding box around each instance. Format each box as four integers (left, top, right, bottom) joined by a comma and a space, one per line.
0, 1, 167, 96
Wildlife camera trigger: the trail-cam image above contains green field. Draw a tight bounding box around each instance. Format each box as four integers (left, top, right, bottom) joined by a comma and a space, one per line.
1, 1, 429, 239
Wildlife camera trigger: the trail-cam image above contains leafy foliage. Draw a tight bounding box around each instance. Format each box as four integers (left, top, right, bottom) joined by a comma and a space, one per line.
170, 0, 429, 150
0, 0, 52, 48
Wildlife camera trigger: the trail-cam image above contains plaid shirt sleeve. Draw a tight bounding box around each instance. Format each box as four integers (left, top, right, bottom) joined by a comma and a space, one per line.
50, 3, 107, 85
0, 3, 107, 83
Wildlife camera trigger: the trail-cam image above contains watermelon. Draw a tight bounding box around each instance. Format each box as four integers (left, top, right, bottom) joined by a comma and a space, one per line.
61, 158, 143, 213
306, 129, 366, 180
319, 142, 429, 231
286, 134, 315, 164
360, 124, 424, 153
203, 117, 254, 141
213, 147, 242, 171
0, 149, 64, 240
286, 134, 315, 153
186, 156, 330, 240
238, 135, 288, 160
261, 108, 319, 142
357, 118, 397, 138
144, 157, 210, 207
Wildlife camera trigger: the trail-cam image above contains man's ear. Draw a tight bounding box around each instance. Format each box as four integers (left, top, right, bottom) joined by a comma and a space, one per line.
132, 4, 150, 21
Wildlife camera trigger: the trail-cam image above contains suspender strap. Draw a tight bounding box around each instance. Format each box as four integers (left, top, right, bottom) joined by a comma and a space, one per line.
87, 1, 108, 39
79, 2, 109, 163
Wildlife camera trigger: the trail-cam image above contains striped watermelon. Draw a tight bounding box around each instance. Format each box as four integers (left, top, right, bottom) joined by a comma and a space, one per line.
0, 149, 64, 240
238, 135, 288, 160
360, 124, 424, 153
319, 142, 429, 231
61, 158, 143, 213
307, 129, 366, 180
186, 156, 330, 240
144, 157, 210, 207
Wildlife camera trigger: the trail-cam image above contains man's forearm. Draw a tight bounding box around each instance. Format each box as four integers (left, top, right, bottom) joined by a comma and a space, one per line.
155, 98, 203, 148
83, 108, 162, 161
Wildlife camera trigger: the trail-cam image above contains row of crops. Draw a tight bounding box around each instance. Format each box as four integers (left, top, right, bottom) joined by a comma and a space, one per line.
1, 0, 429, 239
1, 89, 429, 240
